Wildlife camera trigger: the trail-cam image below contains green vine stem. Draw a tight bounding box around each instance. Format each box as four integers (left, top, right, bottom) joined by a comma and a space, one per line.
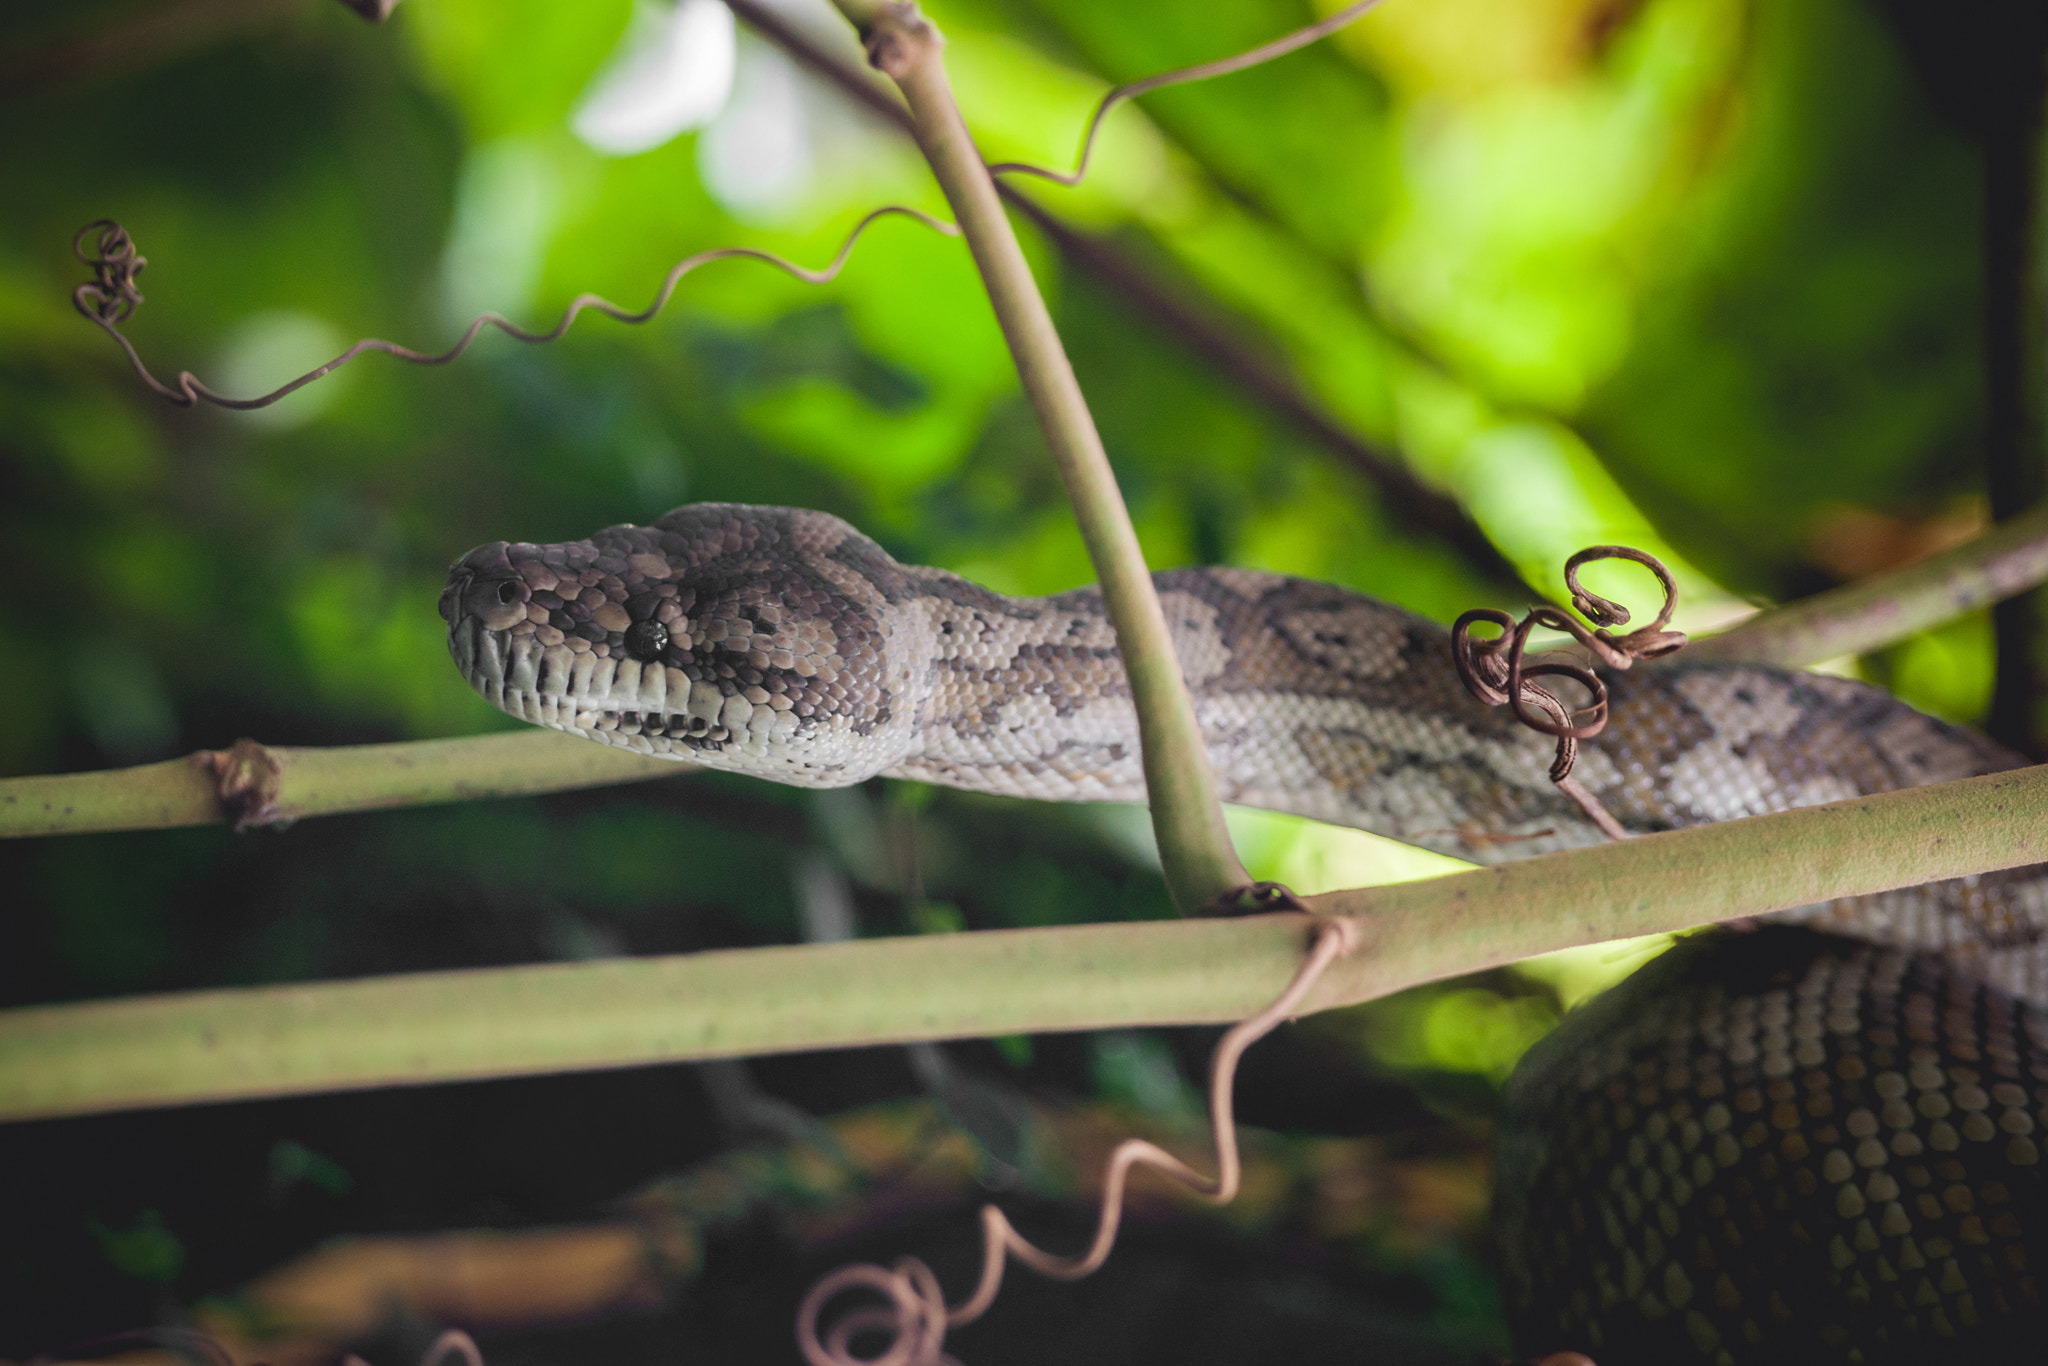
0, 732, 681, 839
1690, 500, 2048, 668
829, 0, 1247, 912
8, 760, 2048, 1122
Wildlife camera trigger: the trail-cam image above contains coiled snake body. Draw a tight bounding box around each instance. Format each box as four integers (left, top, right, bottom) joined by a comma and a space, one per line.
443, 503, 2048, 1361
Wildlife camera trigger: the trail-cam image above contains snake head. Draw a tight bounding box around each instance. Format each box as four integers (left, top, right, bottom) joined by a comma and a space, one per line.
440, 503, 918, 785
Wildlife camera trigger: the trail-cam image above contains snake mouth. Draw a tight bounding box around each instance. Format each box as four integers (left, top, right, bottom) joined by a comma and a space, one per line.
441, 537, 749, 754
448, 611, 792, 755
440, 510, 875, 773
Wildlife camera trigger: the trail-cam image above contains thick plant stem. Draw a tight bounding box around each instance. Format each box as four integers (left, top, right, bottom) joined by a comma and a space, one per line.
1691, 500, 2048, 668
9, 760, 2048, 1122
0, 731, 682, 838
834, 1, 1245, 911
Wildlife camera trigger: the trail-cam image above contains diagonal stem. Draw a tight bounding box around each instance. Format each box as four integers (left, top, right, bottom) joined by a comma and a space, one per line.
829, 0, 1246, 911
1688, 500, 2048, 668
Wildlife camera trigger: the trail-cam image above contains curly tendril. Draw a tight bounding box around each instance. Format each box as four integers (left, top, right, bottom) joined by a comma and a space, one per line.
72, 219, 147, 325
795, 916, 1358, 1366
71, 206, 959, 411
1452, 547, 1687, 839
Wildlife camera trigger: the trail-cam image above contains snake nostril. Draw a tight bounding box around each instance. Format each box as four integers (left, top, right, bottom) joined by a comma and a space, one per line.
463, 574, 530, 630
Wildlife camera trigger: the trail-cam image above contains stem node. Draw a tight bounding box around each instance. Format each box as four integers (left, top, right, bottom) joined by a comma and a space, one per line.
861, 1, 936, 80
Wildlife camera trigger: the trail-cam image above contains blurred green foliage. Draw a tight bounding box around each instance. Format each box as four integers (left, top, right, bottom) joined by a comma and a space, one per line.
88, 1209, 187, 1284
0, 0, 2011, 1357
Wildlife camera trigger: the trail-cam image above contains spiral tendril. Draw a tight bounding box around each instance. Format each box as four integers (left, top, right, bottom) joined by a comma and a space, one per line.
795, 916, 1357, 1366
1451, 547, 1686, 839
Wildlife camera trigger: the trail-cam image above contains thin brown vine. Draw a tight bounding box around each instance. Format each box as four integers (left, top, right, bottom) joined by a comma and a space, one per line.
71, 205, 957, 410
794, 915, 1358, 1366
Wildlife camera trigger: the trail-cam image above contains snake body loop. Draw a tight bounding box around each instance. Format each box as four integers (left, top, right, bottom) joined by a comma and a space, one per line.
444, 503, 2048, 1360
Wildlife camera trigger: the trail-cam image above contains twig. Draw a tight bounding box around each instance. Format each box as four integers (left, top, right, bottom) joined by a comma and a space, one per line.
722, 0, 907, 125
10, 759, 2048, 1122
830, 0, 1247, 912
1687, 499, 2048, 668
0, 731, 683, 839
73, 206, 957, 410
718, 0, 1534, 597
796, 917, 1358, 1366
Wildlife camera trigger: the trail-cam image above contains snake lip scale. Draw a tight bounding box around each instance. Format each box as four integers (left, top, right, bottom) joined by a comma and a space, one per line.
444, 502, 2048, 1360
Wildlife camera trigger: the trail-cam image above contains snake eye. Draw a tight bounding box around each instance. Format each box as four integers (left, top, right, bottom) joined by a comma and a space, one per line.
497, 581, 519, 604
624, 618, 670, 663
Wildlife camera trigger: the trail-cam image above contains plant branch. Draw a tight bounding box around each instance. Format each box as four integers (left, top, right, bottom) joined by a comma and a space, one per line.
9, 759, 2048, 1122
717, 0, 1532, 596
830, 0, 1245, 911
1686, 499, 2048, 668
0, 731, 682, 839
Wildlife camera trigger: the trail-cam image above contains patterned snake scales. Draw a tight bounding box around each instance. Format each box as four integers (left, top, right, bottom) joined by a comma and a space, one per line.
442, 503, 2048, 1362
